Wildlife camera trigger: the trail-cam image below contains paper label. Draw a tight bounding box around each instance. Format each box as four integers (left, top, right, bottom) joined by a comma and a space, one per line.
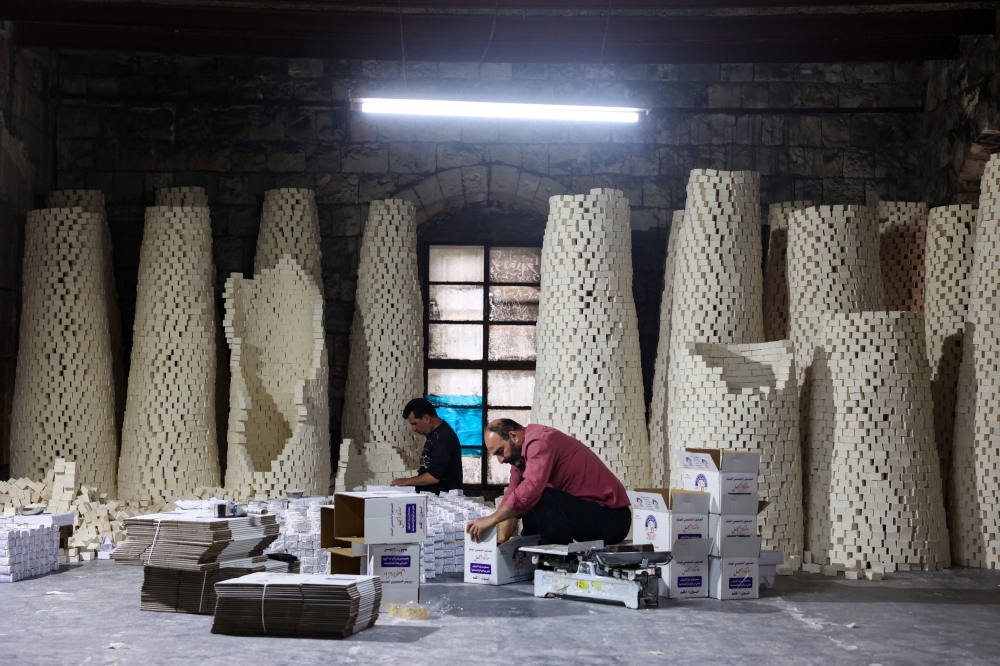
469, 563, 492, 574
381, 556, 411, 567
406, 504, 417, 533
677, 576, 702, 588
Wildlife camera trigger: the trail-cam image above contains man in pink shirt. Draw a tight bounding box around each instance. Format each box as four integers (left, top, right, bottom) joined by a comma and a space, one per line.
466, 419, 632, 546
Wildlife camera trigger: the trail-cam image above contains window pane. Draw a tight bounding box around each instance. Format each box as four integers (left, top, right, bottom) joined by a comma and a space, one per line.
487, 409, 531, 425
488, 371, 535, 407
488, 325, 536, 361
427, 369, 482, 401
430, 245, 484, 282
463, 457, 483, 485
488, 456, 511, 486
429, 324, 484, 360
429, 285, 483, 321
490, 247, 541, 283
489, 286, 539, 322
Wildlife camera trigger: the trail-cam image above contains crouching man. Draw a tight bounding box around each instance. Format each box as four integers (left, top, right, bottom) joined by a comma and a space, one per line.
466, 419, 631, 546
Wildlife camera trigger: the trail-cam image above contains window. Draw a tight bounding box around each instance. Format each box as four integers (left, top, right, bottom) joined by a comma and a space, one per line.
424, 244, 541, 486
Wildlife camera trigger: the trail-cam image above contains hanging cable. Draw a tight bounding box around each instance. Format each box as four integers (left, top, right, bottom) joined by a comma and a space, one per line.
476, 0, 500, 73
598, 0, 613, 67
398, 0, 407, 89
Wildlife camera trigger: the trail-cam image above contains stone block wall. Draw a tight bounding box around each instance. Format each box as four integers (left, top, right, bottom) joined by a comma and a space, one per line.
0, 23, 53, 478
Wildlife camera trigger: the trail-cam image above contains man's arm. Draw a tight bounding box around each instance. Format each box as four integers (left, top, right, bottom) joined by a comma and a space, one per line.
466, 502, 522, 542
390, 472, 440, 487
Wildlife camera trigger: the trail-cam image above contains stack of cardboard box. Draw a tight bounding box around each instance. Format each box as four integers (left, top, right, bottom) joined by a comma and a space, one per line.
680, 449, 765, 600
629, 488, 712, 599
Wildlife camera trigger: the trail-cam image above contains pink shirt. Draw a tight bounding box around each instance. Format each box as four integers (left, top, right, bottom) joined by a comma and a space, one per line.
501, 425, 631, 513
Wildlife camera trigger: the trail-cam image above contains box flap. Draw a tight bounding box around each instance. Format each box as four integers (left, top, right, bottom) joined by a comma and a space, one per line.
719, 450, 761, 473
679, 449, 721, 472
671, 537, 712, 559
669, 489, 711, 514
718, 535, 761, 558
466, 525, 500, 546
628, 489, 670, 511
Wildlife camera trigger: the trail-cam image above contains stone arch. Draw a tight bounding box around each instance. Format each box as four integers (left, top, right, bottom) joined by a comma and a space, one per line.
392, 166, 576, 225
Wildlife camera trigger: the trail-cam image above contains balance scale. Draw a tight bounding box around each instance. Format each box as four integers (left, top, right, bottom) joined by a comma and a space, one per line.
519, 541, 672, 609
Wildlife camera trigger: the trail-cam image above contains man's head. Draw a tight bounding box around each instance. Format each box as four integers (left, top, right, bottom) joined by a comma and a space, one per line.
484, 419, 526, 468
403, 398, 441, 436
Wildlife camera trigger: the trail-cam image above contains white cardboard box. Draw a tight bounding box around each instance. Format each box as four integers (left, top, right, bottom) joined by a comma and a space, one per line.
709, 536, 761, 600
334, 492, 427, 545
707, 503, 769, 557
464, 526, 539, 585
679, 449, 760, 515
658, 537, 713, 599
362, 543, 420, 610
13, 512, 75, 528
629, 489, 711, 551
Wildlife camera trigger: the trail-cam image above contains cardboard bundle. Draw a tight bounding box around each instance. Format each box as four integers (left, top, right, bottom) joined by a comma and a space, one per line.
340, 200, 424, 488
665, 170, 764, 488
878, 201, 929, 312
763, 201, 814, 342
211, 572, 382, 638
112, 511, 278, 570
140, 557, 297, 614
647, 210, 684, 487
9, 206, 118, 495
224, 257, 330, 498
924, 204, 975, 506
951, 153, 1000, 569
533, 188, 650, 488
117, 205, 220, 501
812, 312, 950, 572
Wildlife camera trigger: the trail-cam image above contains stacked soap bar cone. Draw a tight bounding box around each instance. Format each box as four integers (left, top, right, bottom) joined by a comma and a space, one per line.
117, 205, 221, 501
9, 207, 118, 495
819, 311, 950, 572
341, 200, 424, 486
224, 257, 331, 499
112, 511, 279, 570
647, 210, 684, 487
255, 188, 323, 284
211, 572, 382, 638
666, 170, 763, 488
141, 558, 295, 614
924, 204, 975, 506
672, 340, 802, 558
951, 153, 1000, 569
533, 189, 651, 489
763, 201, 814, 342
155, 186, 209, 208
879, 201, 929, 312
787, 205, 883, 560
45, 189, 125, 436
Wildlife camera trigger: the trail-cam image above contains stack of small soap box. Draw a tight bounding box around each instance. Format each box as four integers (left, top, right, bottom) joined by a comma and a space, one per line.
679, 449, 775, 599
322, 490, 427, 612
0, 522, 60, 582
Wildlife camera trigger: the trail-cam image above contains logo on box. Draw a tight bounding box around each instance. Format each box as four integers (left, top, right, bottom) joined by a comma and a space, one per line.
695, 474, 708, 491
406, 504, 416, 533
469, 563, 492, 574
381, 556, 411, 567
677, 576, 702, 588
645, 515, 657, 541
729, 577, 754, 589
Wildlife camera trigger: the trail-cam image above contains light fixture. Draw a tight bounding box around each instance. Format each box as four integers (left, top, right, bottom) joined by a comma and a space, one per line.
353, 98, 646, 123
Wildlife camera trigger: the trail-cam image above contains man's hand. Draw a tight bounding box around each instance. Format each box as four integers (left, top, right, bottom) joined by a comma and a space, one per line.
466, 515, 496, 543
389, 477, 410, 487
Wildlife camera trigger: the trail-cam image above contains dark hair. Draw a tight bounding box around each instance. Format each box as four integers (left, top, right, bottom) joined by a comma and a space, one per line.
403, 398, 438, 420
487, 418, 523, 441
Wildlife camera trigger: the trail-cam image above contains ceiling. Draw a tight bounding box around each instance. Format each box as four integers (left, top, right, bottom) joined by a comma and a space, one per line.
5, 1, 997, 63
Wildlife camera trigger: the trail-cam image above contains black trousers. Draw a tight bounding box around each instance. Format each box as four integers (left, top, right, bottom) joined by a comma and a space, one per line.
520, 487, 632, 546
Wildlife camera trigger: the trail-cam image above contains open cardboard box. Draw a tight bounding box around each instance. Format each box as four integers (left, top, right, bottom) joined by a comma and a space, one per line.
333, 492, 427, 546
709, 536, 761, 600
678, 449, 760, 515
464, 525, 539, 585
629, 489, 711, 551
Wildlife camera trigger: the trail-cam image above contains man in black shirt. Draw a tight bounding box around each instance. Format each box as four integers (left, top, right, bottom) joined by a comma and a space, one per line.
390, 398, 463, 493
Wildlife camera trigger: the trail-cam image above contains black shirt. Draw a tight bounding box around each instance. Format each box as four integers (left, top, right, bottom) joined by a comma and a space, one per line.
418, 421, 463, 493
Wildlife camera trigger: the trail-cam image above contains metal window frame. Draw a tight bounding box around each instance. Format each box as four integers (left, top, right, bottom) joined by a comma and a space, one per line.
422, 240, 540, 490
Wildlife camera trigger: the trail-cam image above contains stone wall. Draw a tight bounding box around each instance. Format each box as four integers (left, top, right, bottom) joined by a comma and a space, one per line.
47, 50, 934, 470
0, 24, 53, 478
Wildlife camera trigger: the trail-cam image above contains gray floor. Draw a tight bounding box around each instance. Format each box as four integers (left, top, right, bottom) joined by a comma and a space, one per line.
1, 561, 999, 666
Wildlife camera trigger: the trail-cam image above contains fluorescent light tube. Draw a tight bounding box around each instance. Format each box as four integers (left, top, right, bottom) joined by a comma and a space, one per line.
354, 98, 645, 123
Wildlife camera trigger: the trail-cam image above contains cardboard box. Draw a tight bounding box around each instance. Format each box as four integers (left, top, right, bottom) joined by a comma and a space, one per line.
707, 501, 769, 556
658, 538, 712, 599
629, 489, 711, 551
334, 492, 427, 545
13, 512, 75, 528
367, 543, 420, 610
464, 526, 539, 585
679, 449, 760, 515
709, 536, 761, 600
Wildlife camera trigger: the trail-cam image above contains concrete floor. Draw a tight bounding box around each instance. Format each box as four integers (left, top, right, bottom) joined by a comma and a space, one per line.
1, 561, 999, 665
